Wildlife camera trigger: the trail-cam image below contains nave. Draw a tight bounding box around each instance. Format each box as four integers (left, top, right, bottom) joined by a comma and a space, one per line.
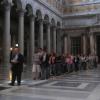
0, 67, 100, 100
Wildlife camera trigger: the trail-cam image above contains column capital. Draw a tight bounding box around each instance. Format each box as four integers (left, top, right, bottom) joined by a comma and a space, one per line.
30, 15, 35, 21
47, 22, 51, 27
52, 26, 57, 30
63, 34, 68, 38
1, 0, 13, 5
43, 20, 49, 24
89, 32, 94, 36
56, 25, 61, 29
18, 9, 26, 16
39, 19, 44, 24
57, 27, 62, 31
2, 0, 12, 11
82, 33, 86, 36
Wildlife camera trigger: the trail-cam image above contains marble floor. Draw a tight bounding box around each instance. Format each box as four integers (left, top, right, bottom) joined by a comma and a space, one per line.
0, 67, 100, 100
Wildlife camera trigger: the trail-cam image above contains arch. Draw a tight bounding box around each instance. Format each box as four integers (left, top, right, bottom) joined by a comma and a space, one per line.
25, 4, 33, 16
0, 0, 3, 4
0, 0, 4, 16
57, 21, 61, 27
51, 18, 56, 26
44, 14, 49, 23
36, 9, 42, 20
13, 0, 22, 10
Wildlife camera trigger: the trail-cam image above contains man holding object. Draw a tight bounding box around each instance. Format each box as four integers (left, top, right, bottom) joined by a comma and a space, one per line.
9, 47, 24, 86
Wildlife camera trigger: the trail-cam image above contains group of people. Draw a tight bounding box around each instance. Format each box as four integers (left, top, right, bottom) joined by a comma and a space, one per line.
32, 48, 98, 80
9, 47, 98, 86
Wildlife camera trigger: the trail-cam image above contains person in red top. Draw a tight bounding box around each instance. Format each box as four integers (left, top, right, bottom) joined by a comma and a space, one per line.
65, 54, 74, 73
49, 52, 56, 76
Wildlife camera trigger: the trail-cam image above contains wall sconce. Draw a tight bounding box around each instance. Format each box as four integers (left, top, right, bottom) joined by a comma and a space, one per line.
15, 44, 19, 47
10, 47, 13, 51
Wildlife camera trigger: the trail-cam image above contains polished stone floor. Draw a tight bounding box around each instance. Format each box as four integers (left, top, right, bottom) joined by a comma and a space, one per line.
0, 67, 100, 100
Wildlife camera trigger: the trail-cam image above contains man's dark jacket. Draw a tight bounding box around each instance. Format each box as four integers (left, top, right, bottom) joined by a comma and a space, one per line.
10, 53, 24, 73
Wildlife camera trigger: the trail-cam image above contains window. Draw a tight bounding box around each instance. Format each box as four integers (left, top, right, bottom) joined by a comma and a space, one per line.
71, 37, 81, 55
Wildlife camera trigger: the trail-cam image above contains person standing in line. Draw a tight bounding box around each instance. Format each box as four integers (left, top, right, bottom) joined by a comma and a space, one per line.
9, 47, 24, 86
74, 55, 80, 72
41, 48, 49, 79
32, 49, 42, 80
49, 52, 56, 77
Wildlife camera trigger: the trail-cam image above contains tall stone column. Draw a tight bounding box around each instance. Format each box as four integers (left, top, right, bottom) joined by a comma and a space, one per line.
18, 10, 25, 55
90, 33, 95, 55
83, 34, 86, 55
47, 23, 51, 53
30, 16, 35, 64
39, 19, 43, 49
27, 39, 30, 65
53, 27, 57, 53
64, 35, 68, 54
68, 35, 71, 54
94, 36, 97, 55
3, 3, 11, 66
57, 28, 62, 55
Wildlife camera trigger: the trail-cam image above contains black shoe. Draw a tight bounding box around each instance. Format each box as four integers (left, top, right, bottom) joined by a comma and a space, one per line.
8, 83, 14, 86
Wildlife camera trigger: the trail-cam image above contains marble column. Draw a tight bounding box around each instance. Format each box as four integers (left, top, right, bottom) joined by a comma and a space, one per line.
12, 35, 16, 47
83, 34, 86, 55
39, 19, 43, 48
90, 33, 95, 55
30, 16, 35, 64
47, 23, 51, 53
57, 28, 62, 55
3, 3, 11, 66
27, 39, 30, 65
18, 10, 24, 55
68, 35, 71, 54
64, 35, 68, 54
94, 36, 97, 55
53, 27, 57, 53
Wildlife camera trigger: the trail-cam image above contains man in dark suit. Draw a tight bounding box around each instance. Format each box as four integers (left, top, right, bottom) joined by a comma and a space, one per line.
9, 47, 24, 86
41, 48, 49, 79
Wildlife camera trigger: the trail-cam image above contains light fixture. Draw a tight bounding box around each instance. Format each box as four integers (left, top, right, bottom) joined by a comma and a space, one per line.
15, 44, 19, 47
10, 47, 13, 51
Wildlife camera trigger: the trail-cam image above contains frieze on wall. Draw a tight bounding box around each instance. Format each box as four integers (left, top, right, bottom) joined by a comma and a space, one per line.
64, 28, 86, 34
63, 26, 100, 35
63, 1, 100, 15
90, 27, 100, 33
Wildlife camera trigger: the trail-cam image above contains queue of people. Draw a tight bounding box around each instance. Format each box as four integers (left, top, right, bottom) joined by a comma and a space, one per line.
32, 48, 98, 80
9, 47, 98, 86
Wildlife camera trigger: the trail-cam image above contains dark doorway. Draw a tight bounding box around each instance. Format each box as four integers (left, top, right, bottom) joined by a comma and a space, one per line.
96, 36, 100, 63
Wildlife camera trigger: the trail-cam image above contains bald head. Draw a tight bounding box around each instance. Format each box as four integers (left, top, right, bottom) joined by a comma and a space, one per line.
14, 47, 19, 54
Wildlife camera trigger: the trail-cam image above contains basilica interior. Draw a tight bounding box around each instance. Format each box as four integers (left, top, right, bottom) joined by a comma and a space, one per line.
0, 0, 100, 100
